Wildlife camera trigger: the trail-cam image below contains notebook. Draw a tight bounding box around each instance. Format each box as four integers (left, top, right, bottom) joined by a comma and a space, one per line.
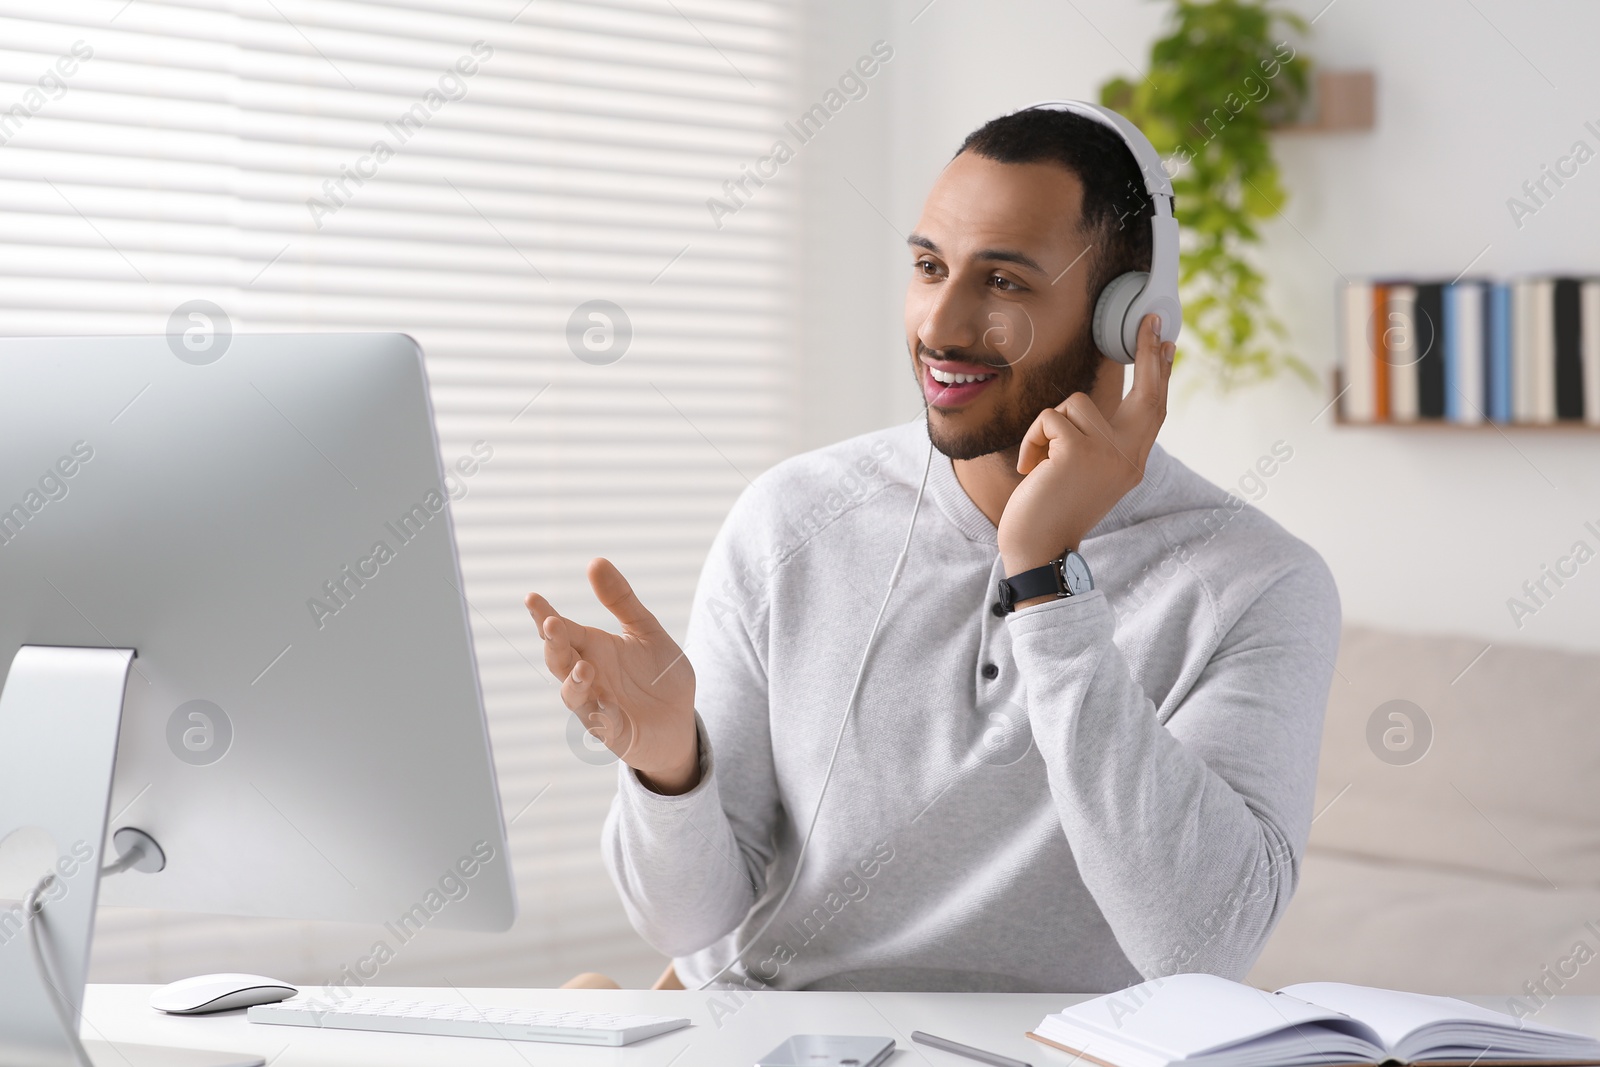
1027, 973, 1600, 1067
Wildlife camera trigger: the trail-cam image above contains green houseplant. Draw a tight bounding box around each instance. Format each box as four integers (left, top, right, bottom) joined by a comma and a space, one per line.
1101, 0, 1313, 390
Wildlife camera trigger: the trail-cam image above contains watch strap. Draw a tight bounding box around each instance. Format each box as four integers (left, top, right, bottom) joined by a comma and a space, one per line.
998, 559, 1067, 613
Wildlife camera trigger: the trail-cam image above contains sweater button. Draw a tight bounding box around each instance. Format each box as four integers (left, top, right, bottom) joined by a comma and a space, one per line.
991, 601, 1005, 617
981, 662, 999, 680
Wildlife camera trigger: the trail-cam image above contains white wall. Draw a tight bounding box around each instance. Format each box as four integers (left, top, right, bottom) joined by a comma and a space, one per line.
795, 0, 1600, 653
795, 2, 897, 448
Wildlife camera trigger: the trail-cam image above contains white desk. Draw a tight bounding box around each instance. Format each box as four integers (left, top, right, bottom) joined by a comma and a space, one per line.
82, 986, 1600, 1067
86, 986, 1067, 1067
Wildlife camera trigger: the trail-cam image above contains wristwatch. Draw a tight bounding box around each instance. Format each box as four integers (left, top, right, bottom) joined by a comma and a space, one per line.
997, 550, 1094, 613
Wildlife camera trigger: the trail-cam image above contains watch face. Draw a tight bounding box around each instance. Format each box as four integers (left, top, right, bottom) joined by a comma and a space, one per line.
1061, 551, 1093, 595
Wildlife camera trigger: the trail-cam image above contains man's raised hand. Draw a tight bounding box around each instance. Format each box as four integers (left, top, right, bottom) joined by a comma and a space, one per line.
997, 312, 1175, 577
525, 557, 699, 794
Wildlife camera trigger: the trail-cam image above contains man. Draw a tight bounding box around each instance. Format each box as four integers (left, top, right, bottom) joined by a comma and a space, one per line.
526, 105, 1340, 993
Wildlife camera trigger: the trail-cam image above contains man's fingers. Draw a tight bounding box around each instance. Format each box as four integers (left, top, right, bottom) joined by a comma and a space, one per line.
561, 662, 638, 755
524, 591, 576, 668
1017, 408, 1058, 474
561, 657, 601, 713
564, 660, 610, 719
1018, 405, 1084, 475
588, 557, 663, 634
1016, 314, 1167, 481
525, 592, 557, 635
1121, 312, 1172, 432
1059, 390, 1114, 439
1017, 404, 1068, 476
528, 596, 581, 677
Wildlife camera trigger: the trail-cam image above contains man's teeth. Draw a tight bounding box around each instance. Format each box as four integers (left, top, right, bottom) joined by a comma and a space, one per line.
928, 366, 997, 385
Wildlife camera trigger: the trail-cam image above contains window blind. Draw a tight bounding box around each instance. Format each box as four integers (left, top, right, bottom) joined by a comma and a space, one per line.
0, 0, 796, 987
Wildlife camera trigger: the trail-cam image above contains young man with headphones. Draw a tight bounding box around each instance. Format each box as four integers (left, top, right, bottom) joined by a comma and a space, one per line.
526, 101, 1341, 993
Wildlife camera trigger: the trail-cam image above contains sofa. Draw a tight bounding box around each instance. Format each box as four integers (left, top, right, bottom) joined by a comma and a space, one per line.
1246, 624, 1600, 1002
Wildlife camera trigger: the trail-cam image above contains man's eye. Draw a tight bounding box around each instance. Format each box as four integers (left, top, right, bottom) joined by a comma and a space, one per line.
989, 274, 1020, 291
916, 259, 940, 276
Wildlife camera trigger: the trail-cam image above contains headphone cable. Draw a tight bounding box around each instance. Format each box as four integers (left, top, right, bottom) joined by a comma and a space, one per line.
696, 431, 934, 990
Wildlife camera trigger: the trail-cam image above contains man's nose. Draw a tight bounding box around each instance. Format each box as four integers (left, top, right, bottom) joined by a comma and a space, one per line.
915, 279, 984, 356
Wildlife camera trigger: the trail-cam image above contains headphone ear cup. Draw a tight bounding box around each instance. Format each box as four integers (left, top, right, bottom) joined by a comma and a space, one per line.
1092, 272, 1149, 364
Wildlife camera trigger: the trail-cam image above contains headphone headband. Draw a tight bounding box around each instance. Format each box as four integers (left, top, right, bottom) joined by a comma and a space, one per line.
1005, 98, 1183, 362
1013, 99, 1175, 208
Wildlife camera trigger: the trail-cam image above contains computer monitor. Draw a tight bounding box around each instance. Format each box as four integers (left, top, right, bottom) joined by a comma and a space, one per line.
0, 333, 516, 1067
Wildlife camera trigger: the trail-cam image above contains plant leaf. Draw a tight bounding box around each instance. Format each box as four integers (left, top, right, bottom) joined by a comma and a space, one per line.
1097, 0, 1314, 392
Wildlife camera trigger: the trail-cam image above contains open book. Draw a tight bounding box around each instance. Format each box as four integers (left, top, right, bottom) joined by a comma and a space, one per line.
1028, 974, 1600, 1067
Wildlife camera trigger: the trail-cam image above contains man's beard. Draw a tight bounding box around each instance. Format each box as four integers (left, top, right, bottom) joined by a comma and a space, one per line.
919, 326, 1103, 462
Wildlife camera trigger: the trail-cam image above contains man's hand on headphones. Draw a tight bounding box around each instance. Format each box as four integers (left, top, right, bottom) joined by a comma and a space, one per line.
997, 312, 1175, 578
525, 558, 700, 795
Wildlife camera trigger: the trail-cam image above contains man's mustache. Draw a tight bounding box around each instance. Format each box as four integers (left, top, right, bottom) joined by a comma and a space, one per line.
917, 344, 1008, 369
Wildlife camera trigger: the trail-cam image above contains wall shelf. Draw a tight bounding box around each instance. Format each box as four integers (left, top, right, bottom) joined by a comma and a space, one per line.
1328, 369, 1600, 431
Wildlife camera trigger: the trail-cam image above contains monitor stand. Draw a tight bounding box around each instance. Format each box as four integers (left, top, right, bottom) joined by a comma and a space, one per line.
0, 645, 262, 1067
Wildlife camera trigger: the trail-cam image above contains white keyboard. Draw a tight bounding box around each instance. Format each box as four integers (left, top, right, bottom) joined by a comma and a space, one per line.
247, 995, 691, 1046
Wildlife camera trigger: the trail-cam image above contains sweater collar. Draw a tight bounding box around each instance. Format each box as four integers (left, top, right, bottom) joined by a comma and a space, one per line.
925, 433, 1173, 547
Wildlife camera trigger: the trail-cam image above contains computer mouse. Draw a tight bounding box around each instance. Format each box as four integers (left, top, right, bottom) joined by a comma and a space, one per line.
150, 973, 298, 1015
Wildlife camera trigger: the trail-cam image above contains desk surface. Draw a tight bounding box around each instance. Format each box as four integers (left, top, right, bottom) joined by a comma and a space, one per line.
83, 985, 1600, 1067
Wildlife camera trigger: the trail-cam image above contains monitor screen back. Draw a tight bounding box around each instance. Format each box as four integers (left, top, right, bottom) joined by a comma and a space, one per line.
0, 333, 516, 931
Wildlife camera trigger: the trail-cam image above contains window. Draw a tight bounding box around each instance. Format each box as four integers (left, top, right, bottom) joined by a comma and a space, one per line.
0, 0, 796, 985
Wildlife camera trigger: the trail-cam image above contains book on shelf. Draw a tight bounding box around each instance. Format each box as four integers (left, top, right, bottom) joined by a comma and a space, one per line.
1512, 278, 1537, 422
1584, 281, 1600, 424
1339, 281, 1375, 421
1555, 278, 1584, 420
1442, 280, 1484, 423
1488, 281, 1512, 422
1337, 275, 1598, 425
1387, 284, 1420, 421
1027, 973, 1600, 1067
1415, 281, 1446, 418
1373, 284, 1391, 420
1532, 277, 1557, 423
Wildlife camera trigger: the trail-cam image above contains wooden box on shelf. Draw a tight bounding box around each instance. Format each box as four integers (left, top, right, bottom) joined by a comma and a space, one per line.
1276, 70, 1376, 133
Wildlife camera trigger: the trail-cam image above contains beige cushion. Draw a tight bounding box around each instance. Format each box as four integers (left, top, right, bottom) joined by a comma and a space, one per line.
1305, 625, 1600, 886
1249, 625, 1600, 993
1249, 849, 1600, 995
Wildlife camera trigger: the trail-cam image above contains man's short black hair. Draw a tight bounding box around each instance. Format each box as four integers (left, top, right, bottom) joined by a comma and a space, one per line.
954, 108, 1156, 304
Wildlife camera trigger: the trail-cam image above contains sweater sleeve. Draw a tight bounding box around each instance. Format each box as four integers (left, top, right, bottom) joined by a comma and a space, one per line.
599, 492, 781, 959
1005, 551, 1340, 980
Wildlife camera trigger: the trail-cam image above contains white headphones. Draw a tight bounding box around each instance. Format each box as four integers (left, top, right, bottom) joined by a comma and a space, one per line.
1011, 99, 1183, 364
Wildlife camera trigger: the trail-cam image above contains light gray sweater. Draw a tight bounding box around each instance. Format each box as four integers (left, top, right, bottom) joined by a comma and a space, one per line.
602, 418, 1340, 993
